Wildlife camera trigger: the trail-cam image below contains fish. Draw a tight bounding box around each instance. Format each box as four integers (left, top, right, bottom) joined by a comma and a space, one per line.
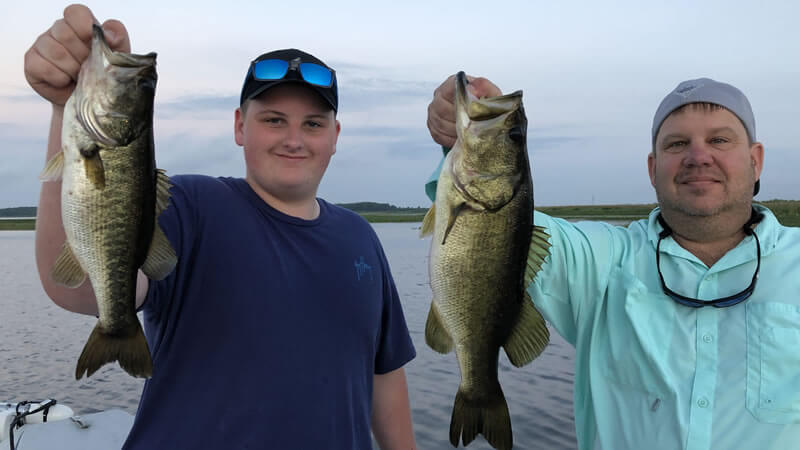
420, 72, 551, 450
39, 24, 176, 379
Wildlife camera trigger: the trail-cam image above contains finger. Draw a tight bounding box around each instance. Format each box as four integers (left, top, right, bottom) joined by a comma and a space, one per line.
45, 19, 88, 78
25, 35, 80, 87
434, 74, 458, 103
467, 77, 502, 98
101, 19, 131, 53
427, 103, 457, 148
63, 4, 98, 44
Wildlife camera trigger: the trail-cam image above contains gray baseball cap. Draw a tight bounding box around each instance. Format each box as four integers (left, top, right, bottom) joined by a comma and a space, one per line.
652, 77, 759, 195
652, 77, 755, 144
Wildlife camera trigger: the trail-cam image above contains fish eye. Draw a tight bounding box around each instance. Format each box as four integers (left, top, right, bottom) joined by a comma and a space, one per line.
508, 126, 524, 144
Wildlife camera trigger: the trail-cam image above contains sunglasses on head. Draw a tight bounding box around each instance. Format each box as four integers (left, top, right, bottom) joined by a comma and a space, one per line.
249, 58, 335, 88
655, 210, 763, 308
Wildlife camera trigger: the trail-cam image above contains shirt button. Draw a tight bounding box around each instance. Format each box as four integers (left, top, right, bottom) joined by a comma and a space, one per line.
702, 334, 713, 343
698, 398, 709, 408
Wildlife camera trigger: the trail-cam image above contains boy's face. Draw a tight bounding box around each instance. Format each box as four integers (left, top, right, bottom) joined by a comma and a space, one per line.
235, 83, 340, 207
648, 105, 763, 218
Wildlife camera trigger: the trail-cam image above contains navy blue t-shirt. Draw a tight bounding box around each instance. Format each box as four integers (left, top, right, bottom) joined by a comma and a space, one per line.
123, 175, 416, 449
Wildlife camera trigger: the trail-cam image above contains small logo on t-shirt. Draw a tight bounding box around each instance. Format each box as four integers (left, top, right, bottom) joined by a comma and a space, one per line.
354, 256, 373, 281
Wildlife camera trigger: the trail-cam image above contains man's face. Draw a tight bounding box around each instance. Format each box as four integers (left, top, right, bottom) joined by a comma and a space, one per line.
234, 84, 340, 206
648, 105, 763, 218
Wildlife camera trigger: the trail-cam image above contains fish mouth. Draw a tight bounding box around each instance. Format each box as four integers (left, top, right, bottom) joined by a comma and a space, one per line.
91, 24, 157, 69
454, 71, 522, 123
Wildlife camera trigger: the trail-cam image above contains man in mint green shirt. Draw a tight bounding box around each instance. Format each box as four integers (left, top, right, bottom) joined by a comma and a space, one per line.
426, 75, 800, 450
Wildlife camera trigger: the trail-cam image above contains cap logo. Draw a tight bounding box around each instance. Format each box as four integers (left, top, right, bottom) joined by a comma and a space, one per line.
674, 81, 704, 99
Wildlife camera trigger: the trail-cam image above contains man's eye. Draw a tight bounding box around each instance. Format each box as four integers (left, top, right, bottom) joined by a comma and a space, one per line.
665, 141, 687, 150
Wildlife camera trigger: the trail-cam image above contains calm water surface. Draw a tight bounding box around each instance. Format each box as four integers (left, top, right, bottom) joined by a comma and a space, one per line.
0, 226, 577, 449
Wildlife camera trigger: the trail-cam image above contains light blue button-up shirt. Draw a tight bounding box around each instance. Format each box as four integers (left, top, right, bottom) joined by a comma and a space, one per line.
425, 170, 800, 450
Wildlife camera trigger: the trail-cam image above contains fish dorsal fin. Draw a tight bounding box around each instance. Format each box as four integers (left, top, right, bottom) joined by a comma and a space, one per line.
523, 225, 551, 288
503, 296, 549, 367
424, 302, 453, 354
154, 169, 172, 216
51, 242, 86, 288
141, 224, 177, 281
39, 151, 65, 182
420, 204, 436, 237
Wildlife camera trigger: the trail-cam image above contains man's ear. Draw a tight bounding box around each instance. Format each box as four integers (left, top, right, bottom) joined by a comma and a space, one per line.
647, 151, 657, 188
234, 107, 245, 146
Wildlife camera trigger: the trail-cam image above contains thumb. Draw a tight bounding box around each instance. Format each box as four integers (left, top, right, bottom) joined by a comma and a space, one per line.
101, 19, 131, 53
467, 77, 502, 98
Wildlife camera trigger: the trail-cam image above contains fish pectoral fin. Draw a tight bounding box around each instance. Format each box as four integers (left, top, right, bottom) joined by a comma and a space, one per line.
51, 243, 87, 288
154, 168, 172, 216
39, 151, 65, 182
523, 225, 552, 288
419, 204, 435, 237
442, 202, 466, 245
424, 302, 453, 354
503, 297, 549, 368
82, 150, 106, 189
141, 224, 177, 280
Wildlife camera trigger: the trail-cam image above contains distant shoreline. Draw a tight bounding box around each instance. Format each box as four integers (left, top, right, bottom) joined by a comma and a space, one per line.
3, 200, 798, 230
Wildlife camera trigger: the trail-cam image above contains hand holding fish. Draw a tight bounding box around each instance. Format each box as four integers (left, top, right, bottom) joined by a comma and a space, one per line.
24, 4, 130, 107
427, 73, 502, 148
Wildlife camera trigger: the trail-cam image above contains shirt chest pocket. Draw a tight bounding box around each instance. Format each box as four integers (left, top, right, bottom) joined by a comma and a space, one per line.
746, 302, 800, 424
599, 268, 676, 397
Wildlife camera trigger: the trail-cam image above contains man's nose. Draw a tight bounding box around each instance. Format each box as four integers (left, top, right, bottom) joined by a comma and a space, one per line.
683, 140, 713, 167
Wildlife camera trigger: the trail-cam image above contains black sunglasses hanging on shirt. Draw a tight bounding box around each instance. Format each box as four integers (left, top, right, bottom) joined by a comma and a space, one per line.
656, 209, 763, 308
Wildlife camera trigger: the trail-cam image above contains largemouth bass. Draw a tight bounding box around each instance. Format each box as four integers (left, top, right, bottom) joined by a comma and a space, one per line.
420, 72, 551, 450
40, 25, 176, 379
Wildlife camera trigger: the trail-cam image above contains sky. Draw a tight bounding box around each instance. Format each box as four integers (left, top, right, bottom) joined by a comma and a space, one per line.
1, 0, 798, 209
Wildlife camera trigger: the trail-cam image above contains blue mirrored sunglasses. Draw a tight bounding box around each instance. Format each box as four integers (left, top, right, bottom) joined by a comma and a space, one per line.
250, 58, 335, 88
655, 211, 762, 308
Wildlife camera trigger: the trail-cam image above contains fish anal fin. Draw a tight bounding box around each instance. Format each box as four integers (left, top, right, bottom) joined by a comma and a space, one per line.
503, 297, 549, 368
75, 320, 153, 379
51, 243, 86, 288
419, 204, 435, 237
39, 151, 65, 182
424, 302, 453, 354
141, 224, 177, 280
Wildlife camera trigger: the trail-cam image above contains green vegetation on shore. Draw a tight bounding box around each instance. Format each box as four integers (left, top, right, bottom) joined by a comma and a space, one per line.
2, 200, 799, 230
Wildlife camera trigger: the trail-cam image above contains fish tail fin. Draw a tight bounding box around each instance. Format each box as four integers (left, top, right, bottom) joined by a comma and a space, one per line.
75, 321, 153, 379
449, 385, 512, 450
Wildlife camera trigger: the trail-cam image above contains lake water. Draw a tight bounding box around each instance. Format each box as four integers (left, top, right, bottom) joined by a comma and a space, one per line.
0, 225, 577, 449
